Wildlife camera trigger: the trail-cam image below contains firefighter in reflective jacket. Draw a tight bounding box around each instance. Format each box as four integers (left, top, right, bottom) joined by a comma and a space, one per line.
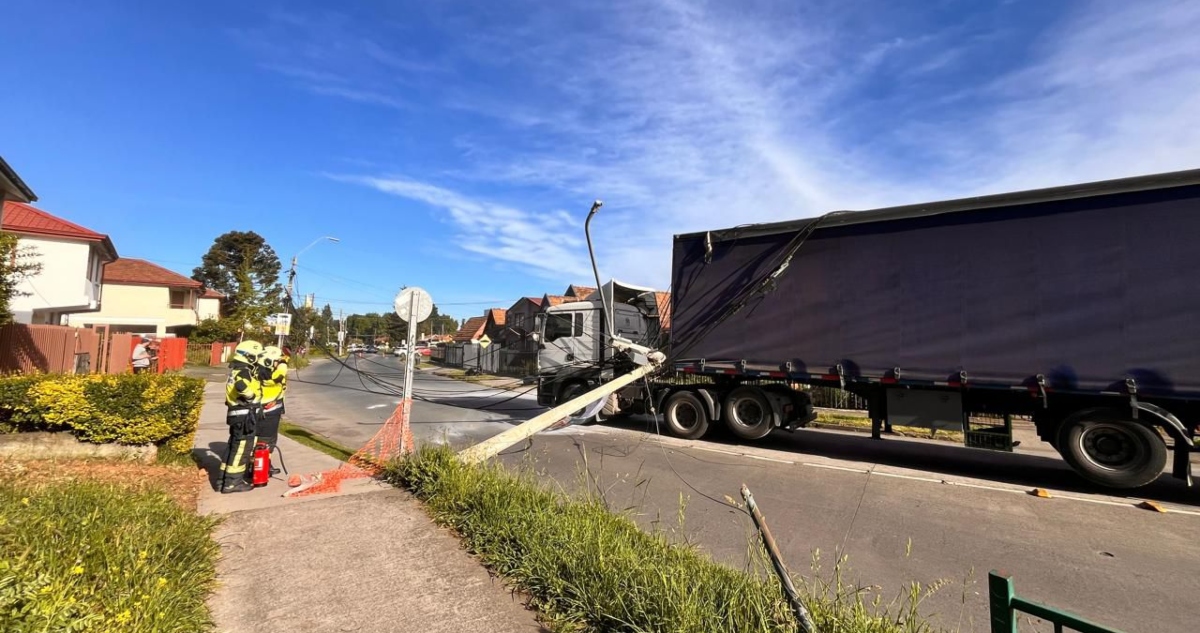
220, 340, 264, 493
258, 345, 287, 455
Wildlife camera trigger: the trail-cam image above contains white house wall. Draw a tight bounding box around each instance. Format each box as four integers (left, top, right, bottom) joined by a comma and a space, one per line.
196, 297, 220, 320
66, 283, 201, 336
11, 236, 101, 324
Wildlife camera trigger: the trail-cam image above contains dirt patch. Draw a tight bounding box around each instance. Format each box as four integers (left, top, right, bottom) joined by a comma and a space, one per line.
0, 457, 203, 511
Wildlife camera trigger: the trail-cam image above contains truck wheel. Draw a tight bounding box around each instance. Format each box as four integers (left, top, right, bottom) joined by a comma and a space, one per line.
1056, 408, 1167, 489
722, 387, 775, 440
559, 382, 604, 425
663, 391, 709, 439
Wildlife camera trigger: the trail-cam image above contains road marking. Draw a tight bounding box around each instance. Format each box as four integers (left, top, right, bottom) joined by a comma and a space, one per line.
870, 471, 947, 484
742, 453, 795, 464
801, 462, 870, 474
366, 404, 388, 410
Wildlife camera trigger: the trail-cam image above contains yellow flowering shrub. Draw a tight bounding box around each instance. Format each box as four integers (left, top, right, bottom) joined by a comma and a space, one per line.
0, 374, 204, 451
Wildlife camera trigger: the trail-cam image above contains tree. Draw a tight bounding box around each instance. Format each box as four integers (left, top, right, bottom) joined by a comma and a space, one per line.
314, 304, 336, 347
420, 305, 458, 338
192, 231, 283, 326
187, 317, 244, 344
0, 233, 42, 324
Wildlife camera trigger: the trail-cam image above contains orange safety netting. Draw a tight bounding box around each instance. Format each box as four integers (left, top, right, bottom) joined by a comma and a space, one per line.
285, 398, 415, 497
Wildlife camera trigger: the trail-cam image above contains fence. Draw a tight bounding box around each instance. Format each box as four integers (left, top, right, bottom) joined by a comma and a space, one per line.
185, 343, 213, 366
0, 324, 136, 375
0, 323, 201, 375
442, 343, 534, 377
989, 571, 1122, 633
0, 324, 83, 374
807, 386, 869, 411
186, 342, 240, 367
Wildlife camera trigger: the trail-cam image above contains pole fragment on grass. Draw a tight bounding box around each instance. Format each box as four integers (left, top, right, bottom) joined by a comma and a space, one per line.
741, 484, 817, 633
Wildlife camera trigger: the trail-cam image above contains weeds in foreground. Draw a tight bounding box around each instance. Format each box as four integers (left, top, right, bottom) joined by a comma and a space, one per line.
0, 480, 219, 632
389, 445, 959, 633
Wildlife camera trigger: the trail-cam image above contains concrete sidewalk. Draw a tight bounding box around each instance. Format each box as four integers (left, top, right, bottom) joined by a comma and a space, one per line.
194, 383, 545, 633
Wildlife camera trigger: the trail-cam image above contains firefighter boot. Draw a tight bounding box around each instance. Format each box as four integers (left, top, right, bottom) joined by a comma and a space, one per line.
221, 479, 253, 494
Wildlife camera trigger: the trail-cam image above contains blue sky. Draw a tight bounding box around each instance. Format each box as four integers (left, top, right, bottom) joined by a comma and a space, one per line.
2, 0, 1197, 322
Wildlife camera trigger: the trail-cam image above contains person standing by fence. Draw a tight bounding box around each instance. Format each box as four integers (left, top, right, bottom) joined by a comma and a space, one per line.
131, 337, 152, 374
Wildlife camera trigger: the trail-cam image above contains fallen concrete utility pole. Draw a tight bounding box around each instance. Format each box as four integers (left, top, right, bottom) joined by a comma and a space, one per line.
458, 363, 658, 464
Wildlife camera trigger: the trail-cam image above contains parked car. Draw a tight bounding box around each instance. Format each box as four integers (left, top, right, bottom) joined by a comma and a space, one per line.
364, 345, 378, 354
392, 346, 407, 358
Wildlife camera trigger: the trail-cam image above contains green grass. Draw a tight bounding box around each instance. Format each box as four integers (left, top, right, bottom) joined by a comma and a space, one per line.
812, 412, 965, 443
155, 445, 198, 467
279, 421, 355, 461
387, 446, 948, 633
0, 481, 219, 632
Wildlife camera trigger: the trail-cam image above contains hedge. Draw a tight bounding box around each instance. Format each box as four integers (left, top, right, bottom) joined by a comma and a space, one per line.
0, 374, 205, 455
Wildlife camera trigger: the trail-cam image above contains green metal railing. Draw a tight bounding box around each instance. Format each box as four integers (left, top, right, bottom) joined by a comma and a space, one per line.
989, 571, 1126, 633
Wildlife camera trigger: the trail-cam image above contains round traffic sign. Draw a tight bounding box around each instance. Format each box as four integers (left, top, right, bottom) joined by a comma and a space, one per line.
393, 287, 434, 323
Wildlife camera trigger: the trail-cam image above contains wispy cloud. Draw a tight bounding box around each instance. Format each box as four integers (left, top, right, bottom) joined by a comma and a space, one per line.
327, 174, 591, 281
246, 0, 1200, 288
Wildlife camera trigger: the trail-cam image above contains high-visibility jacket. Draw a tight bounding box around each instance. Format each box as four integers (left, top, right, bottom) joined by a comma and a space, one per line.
225, 361, 262, 407
261, 361, 288, 407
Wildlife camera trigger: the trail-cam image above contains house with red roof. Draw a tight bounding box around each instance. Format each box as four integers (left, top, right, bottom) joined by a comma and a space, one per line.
1, 200, 117, 325
564, 284, 597, 299
482, 307, 507, 346
452, 316, 488, 343
65, 258, 222, 337
504, 296, 544, 353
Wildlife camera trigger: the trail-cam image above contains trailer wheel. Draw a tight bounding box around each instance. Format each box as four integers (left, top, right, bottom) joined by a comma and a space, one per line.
663, 391, 709, 439
1057, 408, 1167, 489
722, 387, 775, 440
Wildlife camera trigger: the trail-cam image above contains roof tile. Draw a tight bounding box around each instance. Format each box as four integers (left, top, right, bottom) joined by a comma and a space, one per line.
104, 258, 203, 288
2, 201, 116, 259
544, 294, 585, 308
655, 291, 672, 331
453, 316, 488, 342
566, 285, 597, 298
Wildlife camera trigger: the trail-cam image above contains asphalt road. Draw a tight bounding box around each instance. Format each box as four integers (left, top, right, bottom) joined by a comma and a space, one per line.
285, 356, 1200, 633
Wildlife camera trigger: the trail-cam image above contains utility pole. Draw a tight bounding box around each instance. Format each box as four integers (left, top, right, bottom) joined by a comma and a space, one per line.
338, 308, 346, 355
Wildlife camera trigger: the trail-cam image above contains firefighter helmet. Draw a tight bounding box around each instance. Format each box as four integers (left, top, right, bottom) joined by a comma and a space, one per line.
234, 340, 264, 363
260, 346, 282, 366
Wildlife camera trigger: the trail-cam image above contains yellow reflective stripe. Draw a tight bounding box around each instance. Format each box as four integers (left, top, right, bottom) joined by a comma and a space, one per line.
222, 438, 253, 474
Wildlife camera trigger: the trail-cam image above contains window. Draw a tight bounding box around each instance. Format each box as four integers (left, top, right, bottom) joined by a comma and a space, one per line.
543, 312, 584, 342
169, 289, 193, 309
513, 313, 526, 330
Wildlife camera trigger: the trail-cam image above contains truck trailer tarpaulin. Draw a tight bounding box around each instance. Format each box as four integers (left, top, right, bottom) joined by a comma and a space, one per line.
670, 169, 1200, 399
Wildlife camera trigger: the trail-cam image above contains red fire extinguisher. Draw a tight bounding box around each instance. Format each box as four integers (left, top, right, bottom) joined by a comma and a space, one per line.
251, 442, 271, 487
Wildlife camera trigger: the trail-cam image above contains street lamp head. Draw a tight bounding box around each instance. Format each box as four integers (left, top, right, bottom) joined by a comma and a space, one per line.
326, 236, 340, 243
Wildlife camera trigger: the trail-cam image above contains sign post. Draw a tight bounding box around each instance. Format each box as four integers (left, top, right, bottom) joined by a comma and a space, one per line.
394, 287, 434, 437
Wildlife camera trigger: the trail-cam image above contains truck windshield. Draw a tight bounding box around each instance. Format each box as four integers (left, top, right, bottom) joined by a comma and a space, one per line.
544, 312, 583, 342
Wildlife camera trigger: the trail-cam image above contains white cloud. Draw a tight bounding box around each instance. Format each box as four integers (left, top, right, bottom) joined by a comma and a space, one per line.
257, 0, 1200, 289
329, 175, 593, 281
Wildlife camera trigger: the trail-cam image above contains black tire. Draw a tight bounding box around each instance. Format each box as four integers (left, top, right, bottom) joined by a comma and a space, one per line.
1056, 408, 1167, 489
663, 391, 710, 439
559, 382, 605, 425
722, 386, 776, 440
